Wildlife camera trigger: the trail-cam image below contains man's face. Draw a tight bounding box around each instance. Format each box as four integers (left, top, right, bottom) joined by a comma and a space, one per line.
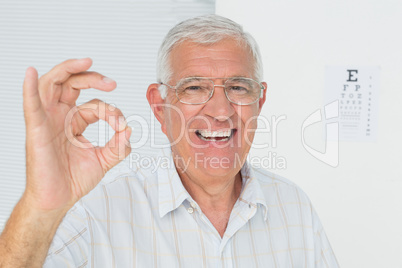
156, 38, 266, 187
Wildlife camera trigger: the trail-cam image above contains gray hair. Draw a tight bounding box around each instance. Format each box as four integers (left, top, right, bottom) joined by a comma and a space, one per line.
156, 14, 263, 98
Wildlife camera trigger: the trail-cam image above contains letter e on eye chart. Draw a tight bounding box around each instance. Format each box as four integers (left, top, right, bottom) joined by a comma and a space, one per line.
325, 66, 380, 142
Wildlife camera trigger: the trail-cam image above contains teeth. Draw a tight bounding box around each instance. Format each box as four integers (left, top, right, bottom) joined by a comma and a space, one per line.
199, 129, 232, 138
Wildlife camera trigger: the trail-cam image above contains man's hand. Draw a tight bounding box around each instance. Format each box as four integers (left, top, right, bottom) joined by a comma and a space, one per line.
23, 58, 132, 210
0, 58, 132, 267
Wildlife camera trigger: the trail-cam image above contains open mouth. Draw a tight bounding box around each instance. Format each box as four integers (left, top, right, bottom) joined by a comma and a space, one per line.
195, 129, 236, 142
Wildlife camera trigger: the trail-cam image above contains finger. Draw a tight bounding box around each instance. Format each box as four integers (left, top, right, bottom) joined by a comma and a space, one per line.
65, 99, 132, 171
60, 72, 117, 105
23, 67, 45, 128
38, 58, 93, 104
71, 99, 127, 136
40, 58, 93, 85
97, 127, 132, 173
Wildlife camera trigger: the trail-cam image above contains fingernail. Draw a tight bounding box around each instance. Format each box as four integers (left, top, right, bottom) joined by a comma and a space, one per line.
126, 126, 133, 140
108, 103, 116, 111
103, 76, 115, 84
118, 117, 127, 131
78, 57, 91, 63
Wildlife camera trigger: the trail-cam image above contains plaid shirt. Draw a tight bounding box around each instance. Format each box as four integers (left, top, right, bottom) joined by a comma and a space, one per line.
44, 149, 338, 267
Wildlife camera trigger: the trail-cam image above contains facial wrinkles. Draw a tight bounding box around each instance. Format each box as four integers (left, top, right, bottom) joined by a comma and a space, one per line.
170, 43, 254, 81
156, 46, 266, 203
166, 40, 260, 150
170, 58, 251, 122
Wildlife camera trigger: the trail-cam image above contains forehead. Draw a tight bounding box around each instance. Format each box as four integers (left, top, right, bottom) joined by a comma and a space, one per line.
168, 38, 255, 82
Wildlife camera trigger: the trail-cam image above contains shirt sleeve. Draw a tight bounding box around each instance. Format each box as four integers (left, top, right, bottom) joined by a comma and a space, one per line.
311, 205, 340, 268
43, 202, 91, 268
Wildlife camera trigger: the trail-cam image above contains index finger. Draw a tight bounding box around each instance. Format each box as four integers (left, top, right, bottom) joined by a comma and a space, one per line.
40, 58, 93, 86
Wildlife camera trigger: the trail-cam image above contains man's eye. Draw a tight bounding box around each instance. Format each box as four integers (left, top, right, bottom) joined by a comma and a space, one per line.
228, 86, 248, 92
185, 86, 202, 91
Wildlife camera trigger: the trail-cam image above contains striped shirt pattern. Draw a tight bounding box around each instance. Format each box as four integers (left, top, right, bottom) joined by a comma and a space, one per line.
44, 149, 339, 267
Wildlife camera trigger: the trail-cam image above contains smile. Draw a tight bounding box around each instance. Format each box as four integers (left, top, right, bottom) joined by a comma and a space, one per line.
195, 129, 236, 142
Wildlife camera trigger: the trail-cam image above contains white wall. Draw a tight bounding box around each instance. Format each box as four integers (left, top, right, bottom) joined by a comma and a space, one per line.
216, 0, 402, 267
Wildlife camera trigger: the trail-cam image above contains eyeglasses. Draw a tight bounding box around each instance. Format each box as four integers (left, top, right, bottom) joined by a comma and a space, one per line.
160, 77, 264, 105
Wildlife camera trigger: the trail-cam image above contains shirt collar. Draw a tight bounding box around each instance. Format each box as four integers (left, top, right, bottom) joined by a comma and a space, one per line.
157, 149, 268, 220
239, 161, 269, 221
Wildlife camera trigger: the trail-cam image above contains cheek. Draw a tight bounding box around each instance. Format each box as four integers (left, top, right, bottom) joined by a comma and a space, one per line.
164, 104, 201, 141
239, 107, 260, 143
239, 107, 259, 130
165, 109, 182, 140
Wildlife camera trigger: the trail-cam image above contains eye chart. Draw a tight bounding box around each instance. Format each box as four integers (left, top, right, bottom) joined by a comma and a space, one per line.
325, 66, 380, 142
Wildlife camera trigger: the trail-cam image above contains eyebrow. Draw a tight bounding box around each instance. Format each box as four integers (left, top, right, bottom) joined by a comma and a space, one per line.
181, 76, 252, 80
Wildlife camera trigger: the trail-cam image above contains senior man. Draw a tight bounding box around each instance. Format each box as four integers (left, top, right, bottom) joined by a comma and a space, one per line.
0, 15, 338, 267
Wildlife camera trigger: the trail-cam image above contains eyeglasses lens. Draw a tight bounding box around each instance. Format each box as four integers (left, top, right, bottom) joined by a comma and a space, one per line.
176, 78, 261, 105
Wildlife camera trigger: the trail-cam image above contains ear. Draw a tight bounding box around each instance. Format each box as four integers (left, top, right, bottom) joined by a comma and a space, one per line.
257, 82, 267, 114
146, 83, 167, 135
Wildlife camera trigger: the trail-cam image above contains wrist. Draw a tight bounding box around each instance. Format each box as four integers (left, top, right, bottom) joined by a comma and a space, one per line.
21, 186, 75, 213
0, 195, 69, 267
19, 193, 71, 229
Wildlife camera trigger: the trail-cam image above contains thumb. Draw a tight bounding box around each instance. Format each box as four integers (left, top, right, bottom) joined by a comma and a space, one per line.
97, 127, 132, 173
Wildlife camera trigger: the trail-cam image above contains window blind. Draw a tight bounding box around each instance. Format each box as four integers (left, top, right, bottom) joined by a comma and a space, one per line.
0, 0, 215, 230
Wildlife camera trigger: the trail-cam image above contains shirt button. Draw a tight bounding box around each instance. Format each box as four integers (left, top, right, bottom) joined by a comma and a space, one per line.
187, 207, 194, 214
190, 202, 196, 208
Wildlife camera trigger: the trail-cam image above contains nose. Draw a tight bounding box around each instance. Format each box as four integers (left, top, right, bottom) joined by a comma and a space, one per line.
203, 85, 235, 121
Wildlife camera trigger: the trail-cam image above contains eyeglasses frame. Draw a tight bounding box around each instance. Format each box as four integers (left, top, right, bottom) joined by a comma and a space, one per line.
160, 77, 265, 106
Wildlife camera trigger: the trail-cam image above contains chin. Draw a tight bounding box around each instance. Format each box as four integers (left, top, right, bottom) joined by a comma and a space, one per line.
190, 151, 241, 177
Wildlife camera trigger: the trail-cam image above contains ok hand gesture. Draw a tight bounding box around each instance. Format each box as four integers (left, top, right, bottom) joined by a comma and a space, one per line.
23, 58, 132, 211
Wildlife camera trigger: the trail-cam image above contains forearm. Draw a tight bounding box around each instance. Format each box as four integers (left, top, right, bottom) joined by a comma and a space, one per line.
0, 195, 69, 268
